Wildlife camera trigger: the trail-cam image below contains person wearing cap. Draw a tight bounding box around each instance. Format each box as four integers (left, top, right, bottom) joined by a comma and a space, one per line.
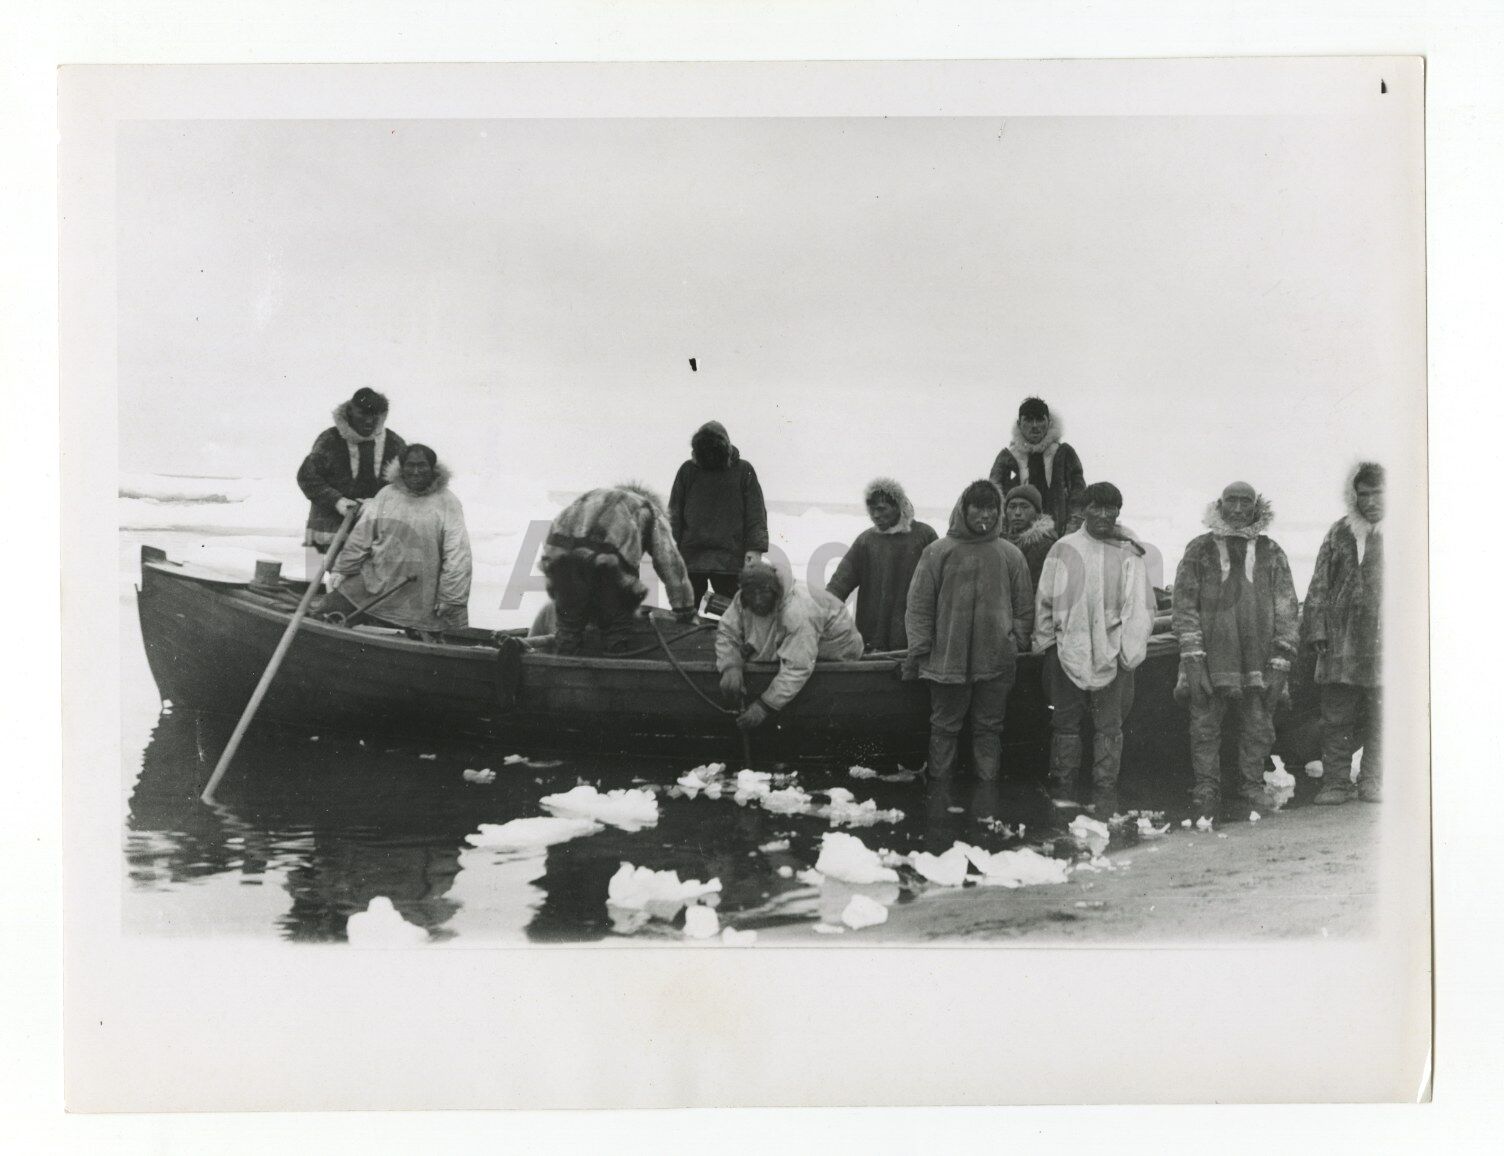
1172, 481, 1300, 817
297, 387, 408, 553
716, 561, 864, 731
1002, 483, 1057, 588
1033, 481, 1156, 818
1302, 462, 1385, 804
323, 443, 472, 637
989, 397, 1086, 538
825, 477, 938, 652
669, 420, 770, 607
541, 483, 698, 655
902, 480, 1035, 782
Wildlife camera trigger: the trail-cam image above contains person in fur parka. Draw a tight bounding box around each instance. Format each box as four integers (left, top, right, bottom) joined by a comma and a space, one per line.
825, 477, 938, 652
325, 444, 471, 635
1002, 483, 1057, 588
296, 388, 408, 551
541, 482, 697, 655
1302, 461, 1385, 804
1172, 481, 1300, 814
669, 420, 770, 605
988, 397, 1086, 537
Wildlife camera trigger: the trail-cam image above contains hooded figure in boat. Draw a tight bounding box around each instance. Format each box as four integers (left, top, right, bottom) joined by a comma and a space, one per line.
717, 560, 864, 731
1301, 461, 1385, 805
669, 420, 770, 605
541, 483, 697, 655
825, 476, 938, 652
325, 444, 472, 634
1172, 481, 1300, 816
988, 397, 1086, 538
296, 388, 408, 552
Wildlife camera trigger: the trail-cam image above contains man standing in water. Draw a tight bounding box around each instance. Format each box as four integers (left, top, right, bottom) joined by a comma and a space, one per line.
902, 480, 1035, 782
989, 397, 1086, 537
1172, 481, 1300, 817
1303, 462, 1385, 804
1033, 481, 1156, 818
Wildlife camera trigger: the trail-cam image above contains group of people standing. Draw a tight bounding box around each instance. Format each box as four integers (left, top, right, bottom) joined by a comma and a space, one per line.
295, 388, 1384, 819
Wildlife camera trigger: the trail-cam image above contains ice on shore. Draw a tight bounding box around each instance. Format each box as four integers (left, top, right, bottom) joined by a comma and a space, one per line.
607, 863, 722, 928
541, 784, 659, 831
721, 927, 758, 946
465, 816, 602, 851
682, 904, 720, 940
840, 894, 889, 930
1264, 756, 1297, 809
1136, 816, 1170, 838
910, 846, 970, 887
346, 897, 428, 947
814, 832, 899, 884
1195, 816, 1215, 832
1068, 815, 1111, 857
961, 844, 1071, 888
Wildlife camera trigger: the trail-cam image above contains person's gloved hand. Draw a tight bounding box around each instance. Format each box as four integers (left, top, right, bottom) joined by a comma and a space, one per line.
720, 666, 745, 704
335, 497, 361, 516
673, 605, 697, 625
736, 701, 769, 731
1265, 657, 1290, 707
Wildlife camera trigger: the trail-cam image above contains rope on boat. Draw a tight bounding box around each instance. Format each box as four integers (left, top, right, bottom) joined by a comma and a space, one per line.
649, 614, 738, 717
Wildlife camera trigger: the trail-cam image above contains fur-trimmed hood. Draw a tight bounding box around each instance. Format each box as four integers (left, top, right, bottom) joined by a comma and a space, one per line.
864, 476, 916, 535
1202, 494, 1274, 539
1343, 460, 1383, 537
1009, 512, 1058, 550
1008, 410, 1065, 465
382, 455, 452, 496
690, 420, 743, 470
333, 402, 388, 444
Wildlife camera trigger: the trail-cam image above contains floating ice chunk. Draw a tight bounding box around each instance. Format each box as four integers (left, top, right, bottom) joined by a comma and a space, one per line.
777, 865, 795, 878
762, 786, 815, 814
346, 897, 428, 947
541, 784, 659, 831
1249, 811, 1262, 823
461, 768, 496, 785
819, 796, 906, 828
961, 844, 1071, 888
1181, 819, 1193, 828
733, 770, 774, 803
465, 816, 602, 851
947, 806, 965, 814
910, 845, 969, 887
721, 926, 758, 946
1351, 749, 1363, 783
309, 735, 319, 742
1136, 816, 1170, 837
683, 904, 720, 939
504, 753, 564, 769
759, 839, 790, 853
1304, 759, 1324, 779
825, 787, 856, 805
815, 832, 899, 884
812, 923, 845, 935
796, 869, 825, 886
1195, 816, 1215, 832
419, 753, 438, 761
1069, 815, 1111, 857
607, 863, 722, 923
840, 894, 889, 930
848, 765, 879, 779
1075, 900, 1105, 909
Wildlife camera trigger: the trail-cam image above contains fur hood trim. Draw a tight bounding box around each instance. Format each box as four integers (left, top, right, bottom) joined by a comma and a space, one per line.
863, 475, 915, 534
1007, 410, 1066, 486
690, 420, 742, 470
333, 402, 387, 444
1202, 495, 1274, 539
617, 480, 671, 517
382, 456, 452, 496
1011, 512, 1058, 550
1342, 460, 1382, 537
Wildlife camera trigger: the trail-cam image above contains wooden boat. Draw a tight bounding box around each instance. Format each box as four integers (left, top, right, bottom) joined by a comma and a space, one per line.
135, 544, 1190, 772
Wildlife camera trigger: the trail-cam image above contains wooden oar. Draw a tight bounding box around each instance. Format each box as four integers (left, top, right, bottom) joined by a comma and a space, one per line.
200, 504, 361, 803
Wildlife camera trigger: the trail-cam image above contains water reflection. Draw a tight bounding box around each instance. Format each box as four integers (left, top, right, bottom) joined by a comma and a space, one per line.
127, 710, 1078, 944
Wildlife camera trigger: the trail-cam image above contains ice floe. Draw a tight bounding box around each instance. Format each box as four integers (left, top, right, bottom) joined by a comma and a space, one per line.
1135, 816, 1170, 838
733, 769, 774, 803
607, 863, 722, 931
840, 894, 889, 930
960, 844, 1071, 888
1249, 811, 1262, 823
677, 763, 727, 798
762, 786, 815, 814
541, 784, 659, 831
1195, 815, 1215, 832
848, 765, 878, 779
909, 845, 970, 887
818, 790, 905, 828
682, 904, 720, 939
462, 768, 496, 785
814, 832, 899, 884
465, 816, 603, 851
346, 897, 428, 947
720, 926, 758, 946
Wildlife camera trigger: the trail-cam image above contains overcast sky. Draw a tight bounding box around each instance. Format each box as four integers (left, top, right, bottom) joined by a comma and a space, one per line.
117, 114, 1421, 537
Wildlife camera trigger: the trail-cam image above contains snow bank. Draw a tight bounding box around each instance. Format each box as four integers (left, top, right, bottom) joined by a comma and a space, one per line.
345, 897, 428, 947
465, 816, 603, 851
541, 784, 659, 831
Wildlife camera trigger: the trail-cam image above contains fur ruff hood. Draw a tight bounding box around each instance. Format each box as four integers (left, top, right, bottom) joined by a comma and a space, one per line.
333, 402, 388, 444
1342, 460, 1382, 538
382, 456, 452, 496
690, 420, 743, 470
1202, 495, 1274, 539
1010, 512, 1058, 550
1008, 410, 1065, 468
864, 476, 916, 535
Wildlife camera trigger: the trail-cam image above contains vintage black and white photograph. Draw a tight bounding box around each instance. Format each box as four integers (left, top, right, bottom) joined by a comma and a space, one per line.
61, 58, 1431, 1108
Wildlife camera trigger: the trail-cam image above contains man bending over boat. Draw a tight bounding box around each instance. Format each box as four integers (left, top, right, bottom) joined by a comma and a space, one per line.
296, 387, 407, 553
323, 444, 472, 637
717, 561, 864, 731
540, 484, 697, 655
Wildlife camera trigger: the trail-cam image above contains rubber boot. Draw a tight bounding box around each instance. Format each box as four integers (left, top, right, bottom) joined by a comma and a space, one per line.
1091, 732, 1123, 819
1357, 747, 1382, 802
972, 729, 1002, 782
928, 731, 959, 781
1049, 733, 1082, 807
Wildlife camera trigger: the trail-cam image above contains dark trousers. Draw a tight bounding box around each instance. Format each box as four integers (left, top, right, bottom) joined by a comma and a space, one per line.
1320, 683, 1382, 787
689, 571, 740, 606
547, 555, 646, 655
926, 674, 1012, 781
1046, 649, 1134, 800
1189, 690, 1276, 808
